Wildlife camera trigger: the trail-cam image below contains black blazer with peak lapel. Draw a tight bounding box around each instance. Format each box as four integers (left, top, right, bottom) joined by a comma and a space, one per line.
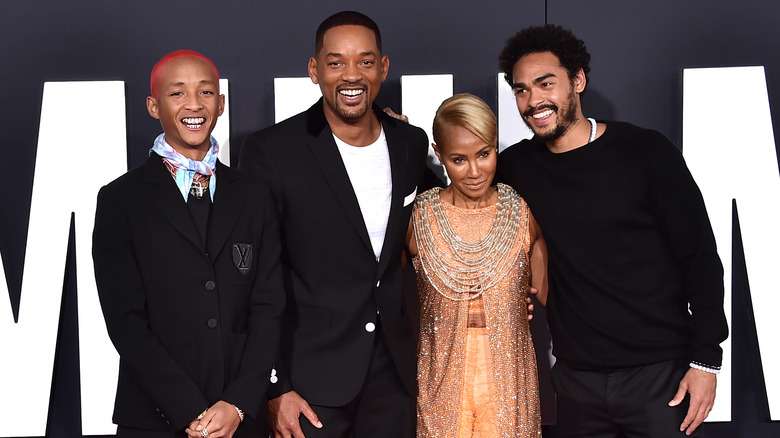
239, 99, 433, 407
93, 154, 285, 435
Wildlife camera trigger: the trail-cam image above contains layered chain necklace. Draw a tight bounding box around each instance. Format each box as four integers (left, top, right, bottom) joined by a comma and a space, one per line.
414, 183, 527, 301
162, 159, 212, 199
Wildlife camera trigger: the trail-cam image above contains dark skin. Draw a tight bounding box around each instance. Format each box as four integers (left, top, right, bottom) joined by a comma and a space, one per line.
512, 51, 715, 435
267, 23, 387, 438
404, 123, 548, 308
146, 55, 239, 438
185, 401, 241, 438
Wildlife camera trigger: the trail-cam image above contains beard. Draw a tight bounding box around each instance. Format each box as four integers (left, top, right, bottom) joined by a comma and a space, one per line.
523, 86, 579, 143
334, 83, 370, 122
335, 98, 370, 121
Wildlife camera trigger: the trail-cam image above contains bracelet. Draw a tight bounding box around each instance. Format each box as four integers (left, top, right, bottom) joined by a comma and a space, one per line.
233, 404, 245, 423
689, 361, 720, 375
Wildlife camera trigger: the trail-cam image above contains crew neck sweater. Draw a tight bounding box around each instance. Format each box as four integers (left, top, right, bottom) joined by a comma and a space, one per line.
497, 121, 728, 370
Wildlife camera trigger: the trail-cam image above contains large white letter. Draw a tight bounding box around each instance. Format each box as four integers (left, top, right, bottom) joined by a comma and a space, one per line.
273, 77, 321, 123
0, 81, 127, 436
683, 66, 780, 420
401, 74, 453, 179
1, 79, 234, 436
214, 79, 232, 165
497, 72, 533, 151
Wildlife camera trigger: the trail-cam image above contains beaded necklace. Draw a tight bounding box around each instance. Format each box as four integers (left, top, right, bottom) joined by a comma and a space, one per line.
414, 183, 528, 301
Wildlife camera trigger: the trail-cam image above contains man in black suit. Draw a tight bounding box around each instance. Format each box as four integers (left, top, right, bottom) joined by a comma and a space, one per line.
239, 11, 432, 438
93, 50, 284, 438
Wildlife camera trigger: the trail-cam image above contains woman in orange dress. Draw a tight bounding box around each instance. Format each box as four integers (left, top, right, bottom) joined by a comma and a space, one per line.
406, 93, 547, 438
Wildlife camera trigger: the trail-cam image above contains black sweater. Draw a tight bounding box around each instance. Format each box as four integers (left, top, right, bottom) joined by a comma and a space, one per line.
497, 121, 728, 370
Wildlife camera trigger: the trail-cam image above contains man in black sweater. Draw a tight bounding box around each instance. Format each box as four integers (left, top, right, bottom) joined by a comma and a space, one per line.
496, 25, 728, 437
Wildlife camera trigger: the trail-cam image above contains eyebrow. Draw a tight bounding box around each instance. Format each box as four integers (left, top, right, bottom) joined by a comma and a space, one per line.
447, 145, 494, 157
325, 51, 378, 58
167, 79, 217, 87
512, 72, 557, 89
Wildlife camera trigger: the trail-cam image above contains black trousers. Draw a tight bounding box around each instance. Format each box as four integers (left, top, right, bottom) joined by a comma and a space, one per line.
552, 359, 697, 438
300, 327, 414, 438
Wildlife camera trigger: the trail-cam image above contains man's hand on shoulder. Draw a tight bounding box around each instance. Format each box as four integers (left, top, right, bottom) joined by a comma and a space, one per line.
269, 390, 322, 438
669, 367, 717, 435
383, 107, 408, 123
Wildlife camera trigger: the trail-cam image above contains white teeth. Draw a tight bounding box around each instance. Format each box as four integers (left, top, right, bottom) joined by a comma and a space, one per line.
339, 89, 364, 97
532, 109, 553, 119
183, 117, 204, 129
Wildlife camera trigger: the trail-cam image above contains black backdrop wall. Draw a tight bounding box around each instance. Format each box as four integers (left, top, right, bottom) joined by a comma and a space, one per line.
2, 1, 779, 437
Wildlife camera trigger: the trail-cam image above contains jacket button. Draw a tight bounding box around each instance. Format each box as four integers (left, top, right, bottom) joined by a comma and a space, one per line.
365, 322, 376, 332
207, 318, 218, 328
205, 280, 216, 291
376, 280, 380, 288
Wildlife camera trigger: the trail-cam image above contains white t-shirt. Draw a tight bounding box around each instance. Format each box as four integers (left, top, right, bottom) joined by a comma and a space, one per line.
333, 128, 392, 261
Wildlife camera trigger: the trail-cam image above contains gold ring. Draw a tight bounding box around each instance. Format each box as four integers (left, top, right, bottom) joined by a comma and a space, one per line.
196, 409, 208, 420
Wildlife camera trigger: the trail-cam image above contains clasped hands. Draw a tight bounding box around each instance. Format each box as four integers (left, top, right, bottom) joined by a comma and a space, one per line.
185, 400, 241, 438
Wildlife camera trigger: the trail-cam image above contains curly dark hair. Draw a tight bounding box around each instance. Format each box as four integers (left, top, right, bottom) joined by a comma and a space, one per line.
498, 24, 591, 86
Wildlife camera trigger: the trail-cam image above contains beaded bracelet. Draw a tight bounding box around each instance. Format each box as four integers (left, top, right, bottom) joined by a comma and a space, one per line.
689, 361, 720, 375
233, 404, 245, 422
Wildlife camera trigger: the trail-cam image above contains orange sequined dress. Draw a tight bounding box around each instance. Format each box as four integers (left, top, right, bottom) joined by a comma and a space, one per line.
412, 184, 541, 438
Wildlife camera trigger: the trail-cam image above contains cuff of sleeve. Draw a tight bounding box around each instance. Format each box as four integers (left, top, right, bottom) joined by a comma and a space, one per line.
267, 367, 293, 400
689, 343, 725, 369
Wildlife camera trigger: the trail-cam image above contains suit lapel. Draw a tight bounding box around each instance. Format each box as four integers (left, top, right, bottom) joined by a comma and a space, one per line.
145, 154, 204, 252
376, 114, 409, 276
305, 101, 373, 253
206, 162, 243, 261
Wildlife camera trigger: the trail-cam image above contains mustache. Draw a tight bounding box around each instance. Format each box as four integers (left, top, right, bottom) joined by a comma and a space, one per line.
337, 82, 368, 92
523, 103, 558, 118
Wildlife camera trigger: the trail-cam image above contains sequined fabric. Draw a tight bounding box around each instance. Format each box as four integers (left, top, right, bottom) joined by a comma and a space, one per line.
457, 327, 499, 438
413, 184, 541, 438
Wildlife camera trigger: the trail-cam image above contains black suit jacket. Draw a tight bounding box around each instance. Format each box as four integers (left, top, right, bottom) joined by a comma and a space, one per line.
93, 154, 284, 435
239, 100, 432, 406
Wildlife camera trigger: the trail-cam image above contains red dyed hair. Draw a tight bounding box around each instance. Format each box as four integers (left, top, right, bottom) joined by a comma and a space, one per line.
150, 50, 220, 98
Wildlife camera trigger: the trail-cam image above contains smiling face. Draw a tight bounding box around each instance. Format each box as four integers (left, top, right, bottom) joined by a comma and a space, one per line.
511, 51, 585, 144
434, 124, 497, 205
146, 56, 224, 160
308, 25, 389, 125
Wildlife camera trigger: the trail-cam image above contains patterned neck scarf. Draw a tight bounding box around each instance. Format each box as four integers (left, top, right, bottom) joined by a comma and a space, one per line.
149, 133, 218, 202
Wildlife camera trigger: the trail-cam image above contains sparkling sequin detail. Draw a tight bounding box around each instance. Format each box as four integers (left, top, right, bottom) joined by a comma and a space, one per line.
413, 184, 541, 438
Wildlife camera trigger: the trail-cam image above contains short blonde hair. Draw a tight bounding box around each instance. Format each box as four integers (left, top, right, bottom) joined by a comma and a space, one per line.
432, 93, 497, 148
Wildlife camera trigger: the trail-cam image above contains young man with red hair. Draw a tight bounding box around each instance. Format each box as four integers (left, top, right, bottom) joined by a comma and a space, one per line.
94, 50, 284, 438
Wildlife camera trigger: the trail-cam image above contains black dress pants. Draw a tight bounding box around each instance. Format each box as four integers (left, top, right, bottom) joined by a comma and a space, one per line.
552, 359, 697, 438
299, 326, 414, 438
